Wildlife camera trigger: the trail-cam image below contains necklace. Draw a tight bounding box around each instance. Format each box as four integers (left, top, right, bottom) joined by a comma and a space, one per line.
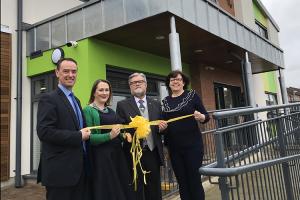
91, 103, 109, 113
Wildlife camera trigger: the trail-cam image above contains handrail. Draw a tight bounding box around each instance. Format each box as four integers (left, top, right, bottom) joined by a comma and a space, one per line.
213, 103, 300, 119
199, 154, 300, 176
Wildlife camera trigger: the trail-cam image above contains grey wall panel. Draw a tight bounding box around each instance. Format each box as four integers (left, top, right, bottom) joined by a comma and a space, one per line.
270, 48, 275, 65
236, 23, 245, 48
67, 10, 83, 42
125, 0, 149, 23
182, 0, 196, 24
167, 0, 182, 16
266, 43, 271, 62
275, 50, 280, 66
208, 4, 219, 36
250, 34, 256, 53
219, 12, 229, 41
279, 51, 284, 66
228, 20, 237, 45
261, 39, 266, 59
255, 37, 261, 57
103, 0, 125, 31
51, 17, 66, 48
196, 0, 208, 31
149, 0, 168, 16
244, 29, 251, 51
84, 3, 103, 37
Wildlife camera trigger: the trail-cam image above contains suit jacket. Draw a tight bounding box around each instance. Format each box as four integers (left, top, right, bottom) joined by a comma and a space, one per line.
37, 88, 86, 187
116, 96, 164, 166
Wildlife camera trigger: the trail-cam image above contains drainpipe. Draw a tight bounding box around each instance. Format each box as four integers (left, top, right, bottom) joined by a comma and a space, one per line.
278, 68, 288, 104
244, 52, 256, 108
169, 16, 182, 71
241, 60, 249, 106
15, 0, 23, 188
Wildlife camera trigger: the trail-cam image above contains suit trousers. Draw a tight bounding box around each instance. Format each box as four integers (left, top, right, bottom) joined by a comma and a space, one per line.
168, 146, 204, 200
46, 165, 91, 200
135, 147, 162, 200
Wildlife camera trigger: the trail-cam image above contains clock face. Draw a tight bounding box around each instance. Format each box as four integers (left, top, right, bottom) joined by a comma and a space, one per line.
51, 48, 64, 64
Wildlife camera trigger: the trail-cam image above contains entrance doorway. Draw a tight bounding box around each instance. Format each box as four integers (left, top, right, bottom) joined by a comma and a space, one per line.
31, 73, 57, 173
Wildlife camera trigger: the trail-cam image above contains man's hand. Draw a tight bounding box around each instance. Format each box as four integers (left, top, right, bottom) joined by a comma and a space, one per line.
80, 128, 91, 141
158, 120, 168, 132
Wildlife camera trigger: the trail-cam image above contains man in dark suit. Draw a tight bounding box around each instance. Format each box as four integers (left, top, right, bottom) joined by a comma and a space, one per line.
116, 73, 167, 200
37, 58, 91, 200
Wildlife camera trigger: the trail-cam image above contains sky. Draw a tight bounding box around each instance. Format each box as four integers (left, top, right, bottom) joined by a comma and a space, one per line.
260, 0, 300, 88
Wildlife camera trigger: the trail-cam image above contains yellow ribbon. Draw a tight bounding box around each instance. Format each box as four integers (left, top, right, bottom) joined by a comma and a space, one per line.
87, 114, 194, 190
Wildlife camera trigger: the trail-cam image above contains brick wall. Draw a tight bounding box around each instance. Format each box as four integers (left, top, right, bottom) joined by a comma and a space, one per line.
190, 64, 243, 111
1, 32, 11, 181
190, 63, 243, 158
218, 0, 235, 16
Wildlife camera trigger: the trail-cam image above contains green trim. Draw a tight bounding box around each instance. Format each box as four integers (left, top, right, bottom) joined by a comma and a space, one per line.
27, 38, 190, 104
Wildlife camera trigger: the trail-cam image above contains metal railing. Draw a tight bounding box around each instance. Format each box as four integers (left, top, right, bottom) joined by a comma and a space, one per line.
199, 103, 300, 200
161, 106, 252, 197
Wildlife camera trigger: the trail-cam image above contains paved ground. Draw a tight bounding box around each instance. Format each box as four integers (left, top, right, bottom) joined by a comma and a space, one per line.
1, 178, 221, 200
1, 183, 46, 200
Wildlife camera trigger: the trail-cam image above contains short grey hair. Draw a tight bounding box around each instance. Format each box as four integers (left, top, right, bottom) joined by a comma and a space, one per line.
128, 72, 147, 84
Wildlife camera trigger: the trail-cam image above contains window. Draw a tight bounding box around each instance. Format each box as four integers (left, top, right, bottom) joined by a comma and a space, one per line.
265, 92, 277, 106
214, 83, 243, 110
36, 23, 50, 51
51, 17, 66, 48
255, 21, 268, 39
106, 66, 166, 110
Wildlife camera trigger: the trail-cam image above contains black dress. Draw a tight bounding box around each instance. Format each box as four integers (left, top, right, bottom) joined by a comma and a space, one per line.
162, 90, 210, 200
89, 107, 134, 200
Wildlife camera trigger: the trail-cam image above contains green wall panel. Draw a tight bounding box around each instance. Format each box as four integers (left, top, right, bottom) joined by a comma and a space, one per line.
27, 38, 190, 104
263, 71, 277, 93
253, 1, 267, 26
27, 39, 90, 102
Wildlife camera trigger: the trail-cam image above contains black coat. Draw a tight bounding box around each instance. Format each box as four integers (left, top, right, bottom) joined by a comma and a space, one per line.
116, 96, 164, 166
37, 88, 86, 187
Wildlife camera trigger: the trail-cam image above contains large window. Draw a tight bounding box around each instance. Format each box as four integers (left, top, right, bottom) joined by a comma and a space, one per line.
255, 20, 268, 39
214, 83, 243, 110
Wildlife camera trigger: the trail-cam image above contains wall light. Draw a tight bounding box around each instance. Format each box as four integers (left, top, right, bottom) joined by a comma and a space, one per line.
194, 49, 203, 53
205, 66, 215, 71
155, 35, 165, 40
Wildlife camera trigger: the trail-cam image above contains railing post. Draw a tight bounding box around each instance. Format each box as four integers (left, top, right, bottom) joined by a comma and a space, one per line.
276, 116, 294, 200
215, 119, 230, 200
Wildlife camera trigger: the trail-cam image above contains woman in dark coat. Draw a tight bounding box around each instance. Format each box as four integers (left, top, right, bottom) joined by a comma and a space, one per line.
83, 79, 134, 200
162, 71, 210, 200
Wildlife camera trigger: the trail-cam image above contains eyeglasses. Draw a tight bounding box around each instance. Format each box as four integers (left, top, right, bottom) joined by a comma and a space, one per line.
129, 80, 145, 85
170, 78, 183, 82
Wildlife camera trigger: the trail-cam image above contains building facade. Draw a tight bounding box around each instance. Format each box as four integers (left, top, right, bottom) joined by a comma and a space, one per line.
1, 0, 287, 188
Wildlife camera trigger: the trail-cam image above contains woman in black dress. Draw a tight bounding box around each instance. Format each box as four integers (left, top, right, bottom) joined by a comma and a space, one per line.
162, 71, 210, 200
83, 79, 134, 200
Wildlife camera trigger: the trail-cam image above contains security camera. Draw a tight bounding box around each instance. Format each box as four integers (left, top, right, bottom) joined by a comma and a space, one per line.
66, 41, 78, 48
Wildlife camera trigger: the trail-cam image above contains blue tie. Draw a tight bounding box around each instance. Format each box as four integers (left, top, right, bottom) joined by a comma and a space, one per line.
69, 93, 86, 152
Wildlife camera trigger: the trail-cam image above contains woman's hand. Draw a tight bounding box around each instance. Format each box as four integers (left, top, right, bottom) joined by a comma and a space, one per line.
158, 120, 168, 132
124, 132, 132, 143
110, 125, 121, 139
194, 110, 205, 122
